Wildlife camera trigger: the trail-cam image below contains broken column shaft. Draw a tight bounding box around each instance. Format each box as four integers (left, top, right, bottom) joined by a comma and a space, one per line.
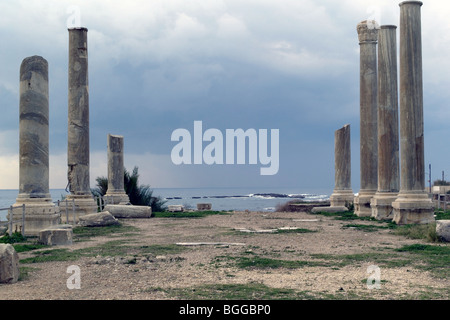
329, 124, 354, 207
105, 134, 130, 204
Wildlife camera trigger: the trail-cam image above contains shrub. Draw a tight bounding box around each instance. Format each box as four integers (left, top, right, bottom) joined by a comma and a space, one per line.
91, 166, 167, 212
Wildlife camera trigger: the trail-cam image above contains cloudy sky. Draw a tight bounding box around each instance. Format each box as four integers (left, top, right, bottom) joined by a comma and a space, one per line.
1, 0, 450, 195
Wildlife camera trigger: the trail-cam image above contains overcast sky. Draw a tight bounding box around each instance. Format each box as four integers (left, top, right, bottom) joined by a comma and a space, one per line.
1, 0, 450, 195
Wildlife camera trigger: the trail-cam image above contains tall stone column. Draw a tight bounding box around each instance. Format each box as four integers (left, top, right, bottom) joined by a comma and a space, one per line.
62, 27, 97, 220
329, 124, 354, 207
371, 25, 400, 220
12, 56, 60, 235
105, 134, 130, 204
392, 1, 434, 225
354, 20, 379, 216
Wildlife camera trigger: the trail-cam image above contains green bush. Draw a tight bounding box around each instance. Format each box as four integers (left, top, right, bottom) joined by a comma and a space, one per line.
0, 231, 26, 244
91, 166, 167, 212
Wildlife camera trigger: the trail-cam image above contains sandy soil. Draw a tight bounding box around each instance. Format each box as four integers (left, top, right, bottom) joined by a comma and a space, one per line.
0, 210, 448, 300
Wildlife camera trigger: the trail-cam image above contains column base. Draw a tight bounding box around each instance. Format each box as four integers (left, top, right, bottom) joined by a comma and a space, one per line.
11, 198, 61, 236
370, 192, 397, 220
329, 189, 354, 208
104, 191, 131, 205
354, 190, 376, 217
392, 192, 435, 225
59, 194, 98, 223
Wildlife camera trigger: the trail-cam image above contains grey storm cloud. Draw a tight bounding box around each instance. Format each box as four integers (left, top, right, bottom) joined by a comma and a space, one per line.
0, 0, 450, 190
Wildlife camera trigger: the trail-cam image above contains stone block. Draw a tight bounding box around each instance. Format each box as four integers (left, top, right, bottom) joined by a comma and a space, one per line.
79, 211, 120, 227
197, 203, 212, 211
436, 220, 450, 242
311, 206, 348, 213
168, 205, 184, 212
39, 227, 73, 246
103, 204, 153, 218
392, 194, 434, 225
0, 244, 20, 284
370, 193, 397, 220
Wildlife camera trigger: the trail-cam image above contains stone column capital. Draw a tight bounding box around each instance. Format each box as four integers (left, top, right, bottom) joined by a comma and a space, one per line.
399, 1, 423, 8
357, 20, 380, 44
380, 25, 397, 30
68, 27, 88, 32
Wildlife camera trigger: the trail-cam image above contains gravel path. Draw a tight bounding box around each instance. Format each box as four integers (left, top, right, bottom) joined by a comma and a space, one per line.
0, 210, 448, 300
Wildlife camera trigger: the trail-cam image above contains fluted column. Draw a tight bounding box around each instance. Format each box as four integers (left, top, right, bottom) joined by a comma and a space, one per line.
392, 1, 434, 224
354, 20, 379, 216
371, 25, 400, 220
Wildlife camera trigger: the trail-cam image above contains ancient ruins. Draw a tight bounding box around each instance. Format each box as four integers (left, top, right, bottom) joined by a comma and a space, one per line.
354, 20, 379, 217
12, 56, 60, 235
60, 27, 98, 220
4, 1, 440, 242
391, 1, 434, 224
105, 134, 130, 205
329, 124, 354, 208
370, 25, 400, 220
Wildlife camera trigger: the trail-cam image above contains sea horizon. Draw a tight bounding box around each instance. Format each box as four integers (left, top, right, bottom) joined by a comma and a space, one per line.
0, 186, 332, 221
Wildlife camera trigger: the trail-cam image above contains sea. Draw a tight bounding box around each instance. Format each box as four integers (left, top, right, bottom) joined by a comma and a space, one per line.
0, 187, 331, 221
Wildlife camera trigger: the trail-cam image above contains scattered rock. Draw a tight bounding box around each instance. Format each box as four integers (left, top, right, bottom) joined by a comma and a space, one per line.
0, 244, 19, 284
436, 220, 450, 242
79, 211, 120, 227
311, 206, 348, 213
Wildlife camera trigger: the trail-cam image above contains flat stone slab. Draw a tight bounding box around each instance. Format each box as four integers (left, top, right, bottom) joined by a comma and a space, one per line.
234, 227, 310, 233
311, 206, 348, 213
436, 220, 450, 242
176, 242, 245, 246
39, 227, 73, 246
104, 205, 153, 218
0, 244, 19, 284
79, 211, 120, 227
235, 228, 277, 233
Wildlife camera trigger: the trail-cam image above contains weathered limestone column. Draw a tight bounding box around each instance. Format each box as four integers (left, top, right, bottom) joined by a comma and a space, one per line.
105, 134, 130, 204
371, 25, 400, 220
354, 20, 379, 216
329, 124, 354, 207
12, 56, 60, 235
62, 27, 97, 220
392, 1, 434, 225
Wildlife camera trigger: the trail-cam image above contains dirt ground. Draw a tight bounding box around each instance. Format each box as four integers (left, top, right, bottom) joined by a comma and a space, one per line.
0, 210, 448, 300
